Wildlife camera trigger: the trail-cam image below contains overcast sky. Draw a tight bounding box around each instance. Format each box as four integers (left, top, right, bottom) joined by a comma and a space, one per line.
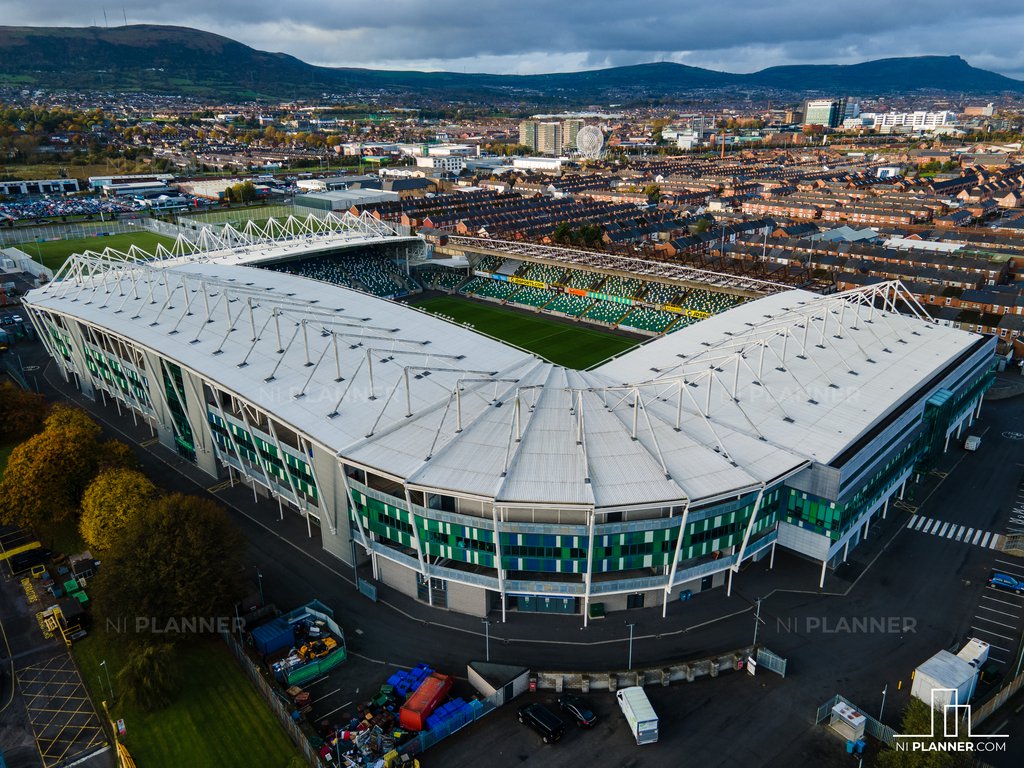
2, 0, 1023, 79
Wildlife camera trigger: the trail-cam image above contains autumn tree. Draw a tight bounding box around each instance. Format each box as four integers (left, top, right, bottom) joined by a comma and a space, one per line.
94, 493, 246, 641
877, 698, 972, 768
0, 381, 48, 441
0, 406, 135, 530
79, 468, 158, 550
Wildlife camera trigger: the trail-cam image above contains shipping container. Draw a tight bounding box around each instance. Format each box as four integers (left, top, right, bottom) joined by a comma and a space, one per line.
400, 672, 453, 731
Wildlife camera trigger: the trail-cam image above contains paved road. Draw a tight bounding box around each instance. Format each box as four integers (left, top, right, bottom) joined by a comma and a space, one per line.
14, 341, 1024, 766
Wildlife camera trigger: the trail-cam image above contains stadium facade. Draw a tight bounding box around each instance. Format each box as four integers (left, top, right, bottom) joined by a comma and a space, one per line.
24, 220, 995, 621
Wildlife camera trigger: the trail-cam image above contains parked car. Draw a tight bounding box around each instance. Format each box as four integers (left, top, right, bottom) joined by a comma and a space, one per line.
558, 694, 598, 727
518, 702, 567, 744
987, 572, 1024, 593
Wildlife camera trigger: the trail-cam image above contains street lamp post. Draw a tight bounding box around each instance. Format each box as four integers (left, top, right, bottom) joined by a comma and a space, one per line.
626, 623, 636, 670
100, 659, 114, 700
482, 619, 491, 662
254, 566, 265, 606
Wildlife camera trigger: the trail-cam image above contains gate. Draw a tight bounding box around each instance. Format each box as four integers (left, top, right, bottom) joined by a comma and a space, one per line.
357, 577, 378, 602
756, 647, 788, 677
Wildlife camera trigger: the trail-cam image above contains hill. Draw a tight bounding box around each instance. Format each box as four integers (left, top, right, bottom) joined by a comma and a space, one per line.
0, 24, 1021, 102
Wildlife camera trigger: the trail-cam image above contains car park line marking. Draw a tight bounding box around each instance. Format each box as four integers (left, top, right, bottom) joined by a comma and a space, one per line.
907, 515, 919, 529
981, 594, 1022, 609
971, 625, 1016, 641
994, 558, 1024, 571
311, 687, 341, 704
972, 530, 983, 545
977, 641, 1013, 654
316, 701, 353, 721
984, 586, 1024, 601
980, 532, 992, 548
992, 568, 1024, 582
974, 615, 1018, 630
977, 605, 1020, 619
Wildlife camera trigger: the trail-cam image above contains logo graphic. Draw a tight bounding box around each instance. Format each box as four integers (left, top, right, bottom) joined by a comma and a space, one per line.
894, 689, 1007, 753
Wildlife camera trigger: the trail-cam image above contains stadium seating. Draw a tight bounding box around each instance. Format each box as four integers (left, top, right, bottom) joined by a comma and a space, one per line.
546, 293, 593, 316
642, 281, 681, 305
510, 286, 555, 308
470, 278, 519, 300
563, 270, 600, 290
681, 289, 745, 315
620, 307, 678, 333
417, 266, 467, 291
347, 258, 407, 297
475, 255, 505, 273
599, 275, 644, 300
583, 300, 629, 325
460, 277, 490, 295
525, 263, 568, 285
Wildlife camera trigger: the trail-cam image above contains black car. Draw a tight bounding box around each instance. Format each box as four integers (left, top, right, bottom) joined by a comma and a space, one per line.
518, 702, 567, 744
558, 694, 598, 727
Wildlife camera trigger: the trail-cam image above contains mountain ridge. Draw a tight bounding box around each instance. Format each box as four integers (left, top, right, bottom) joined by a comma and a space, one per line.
0, 24, 1020, 102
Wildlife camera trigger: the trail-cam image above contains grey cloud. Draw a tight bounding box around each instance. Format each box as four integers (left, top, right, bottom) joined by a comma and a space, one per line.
0, 0, 1022, 78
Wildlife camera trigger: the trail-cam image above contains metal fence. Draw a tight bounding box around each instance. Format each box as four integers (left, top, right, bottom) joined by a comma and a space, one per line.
399, 691, 501, 756
180, 204, 297, 227
0, 218, 154, 247
220, 632, 327, 768
969, 668, 1024, 727
755, 647, 788, 678
816, 693, 897, 747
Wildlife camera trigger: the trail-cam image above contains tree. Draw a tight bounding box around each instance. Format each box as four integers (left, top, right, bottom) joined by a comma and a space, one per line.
643, 184, 661, 204
877, 698, 973, 768
0, 406, 134, 531
0, 405, 102, 528
79, 468, 158, 550
94, 493, 246, 640
0, 381, 48, 441
117, 642, 181, 711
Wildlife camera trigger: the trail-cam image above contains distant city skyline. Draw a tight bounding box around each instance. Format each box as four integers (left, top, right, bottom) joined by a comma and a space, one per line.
1, 0, 1023, 80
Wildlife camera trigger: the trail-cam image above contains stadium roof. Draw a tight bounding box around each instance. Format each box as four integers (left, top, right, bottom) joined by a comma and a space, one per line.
28, 251, 982, 510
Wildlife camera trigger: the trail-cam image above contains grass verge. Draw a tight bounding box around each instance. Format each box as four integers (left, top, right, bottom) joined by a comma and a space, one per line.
410, 294, 642, 369
73, 634, 300, 768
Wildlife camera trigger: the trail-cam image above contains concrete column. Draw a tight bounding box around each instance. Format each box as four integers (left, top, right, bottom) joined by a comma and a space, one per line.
899, 481, 906, 500
819, 559, 827, 589
863, 516, 870, 540
842, 540, 849, 563
727, 568, 733, 597
944, 432, 950, 452
769, 541, 776, 569
882, 497, 889, 520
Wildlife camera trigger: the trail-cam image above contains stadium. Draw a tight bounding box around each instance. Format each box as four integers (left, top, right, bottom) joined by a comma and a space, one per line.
23, 212, 995, 621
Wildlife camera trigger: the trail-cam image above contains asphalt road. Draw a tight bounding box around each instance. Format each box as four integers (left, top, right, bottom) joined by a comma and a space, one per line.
12, 339, 1024, 767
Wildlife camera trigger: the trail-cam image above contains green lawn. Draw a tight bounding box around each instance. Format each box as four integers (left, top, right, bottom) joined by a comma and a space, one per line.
410, 295, 641, 369
16, 232, 177, 271
73, 635, 300, 768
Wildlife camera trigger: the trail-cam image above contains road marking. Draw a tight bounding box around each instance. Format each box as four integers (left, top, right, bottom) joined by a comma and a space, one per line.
981, 532, 992, 548
972, 530, 983, 545
971, 626, 1017, 641
985, 586, 1024, 601
977, 604, 1020, 619
981, 593, 1022, 609
938, 522, 951, 537
956, 526, 968, 541
316, 700, 353, 721
922, 518, 936, 533
907, 515, 919, 529
974, 615, 1018, 630
990, 534, 1004, 550
994, 558, 1024, 571
311, 687, 341, 704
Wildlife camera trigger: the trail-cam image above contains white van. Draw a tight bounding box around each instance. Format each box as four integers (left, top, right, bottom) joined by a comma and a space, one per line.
616, 686, 658, 744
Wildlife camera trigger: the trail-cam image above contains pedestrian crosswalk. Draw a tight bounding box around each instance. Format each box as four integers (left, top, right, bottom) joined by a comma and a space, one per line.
906, 515, 1004, 549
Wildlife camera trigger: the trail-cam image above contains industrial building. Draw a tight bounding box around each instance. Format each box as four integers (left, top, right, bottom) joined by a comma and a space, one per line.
24, 219, 995, 621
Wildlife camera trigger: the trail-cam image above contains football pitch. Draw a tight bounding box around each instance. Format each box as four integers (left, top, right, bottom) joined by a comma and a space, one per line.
16, 231, 177, 271
410, 295, 643, 369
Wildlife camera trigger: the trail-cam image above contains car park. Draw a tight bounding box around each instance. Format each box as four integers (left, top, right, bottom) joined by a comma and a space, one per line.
518, 702, 567, 744
558, 694, 598, 727
987, 572, 1024, 593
